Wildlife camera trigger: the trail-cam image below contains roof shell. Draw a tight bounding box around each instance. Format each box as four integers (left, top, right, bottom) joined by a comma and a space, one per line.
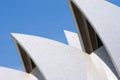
11, 33, 106, 80
69, 0, 120, 76
0, 67, 38, 80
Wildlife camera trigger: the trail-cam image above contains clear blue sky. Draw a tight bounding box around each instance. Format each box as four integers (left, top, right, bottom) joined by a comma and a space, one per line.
0, 0, 119, 70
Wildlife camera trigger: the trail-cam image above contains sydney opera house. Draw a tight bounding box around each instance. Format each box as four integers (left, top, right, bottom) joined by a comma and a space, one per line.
0, 0, 120, 80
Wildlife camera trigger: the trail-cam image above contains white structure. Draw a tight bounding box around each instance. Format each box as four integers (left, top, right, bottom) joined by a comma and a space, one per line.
0, 0, 120, 80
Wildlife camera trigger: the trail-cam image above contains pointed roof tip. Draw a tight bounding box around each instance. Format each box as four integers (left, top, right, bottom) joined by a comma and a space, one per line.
64, 30, 76, 35
64, 30, 71, 36
10, 33, 19, 38
64, 30, 68, 33
10, 33, 16, 38
10, 33, 15, 36
10, 32, 21, 35
10, 33, 25, 40
64, 30, 72, 34
63, 30, 67, 33
10, 33, 26, 37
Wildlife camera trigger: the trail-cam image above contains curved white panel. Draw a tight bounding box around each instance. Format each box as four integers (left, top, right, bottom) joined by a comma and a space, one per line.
64, 31, 111, 79
11, 33, 105, 80
64, 30, 82, 50
64, 30, 118, 79
0, 67, 38, 80
70, 0, 120, 76
91, 47, 119, 80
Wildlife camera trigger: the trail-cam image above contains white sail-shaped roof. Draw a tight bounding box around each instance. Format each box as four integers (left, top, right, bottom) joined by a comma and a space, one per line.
0, 0, 120, 79
64, 30, 82, 50
64, 30, 119, 79
0, 67, 38, 80
11, 33, 107, 80
68, 0, 120, 76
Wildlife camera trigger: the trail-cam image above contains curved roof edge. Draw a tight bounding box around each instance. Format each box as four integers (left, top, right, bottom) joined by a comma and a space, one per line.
0, 66, 38, 80
11, 33, 107, 80
67, 0, 120, 77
